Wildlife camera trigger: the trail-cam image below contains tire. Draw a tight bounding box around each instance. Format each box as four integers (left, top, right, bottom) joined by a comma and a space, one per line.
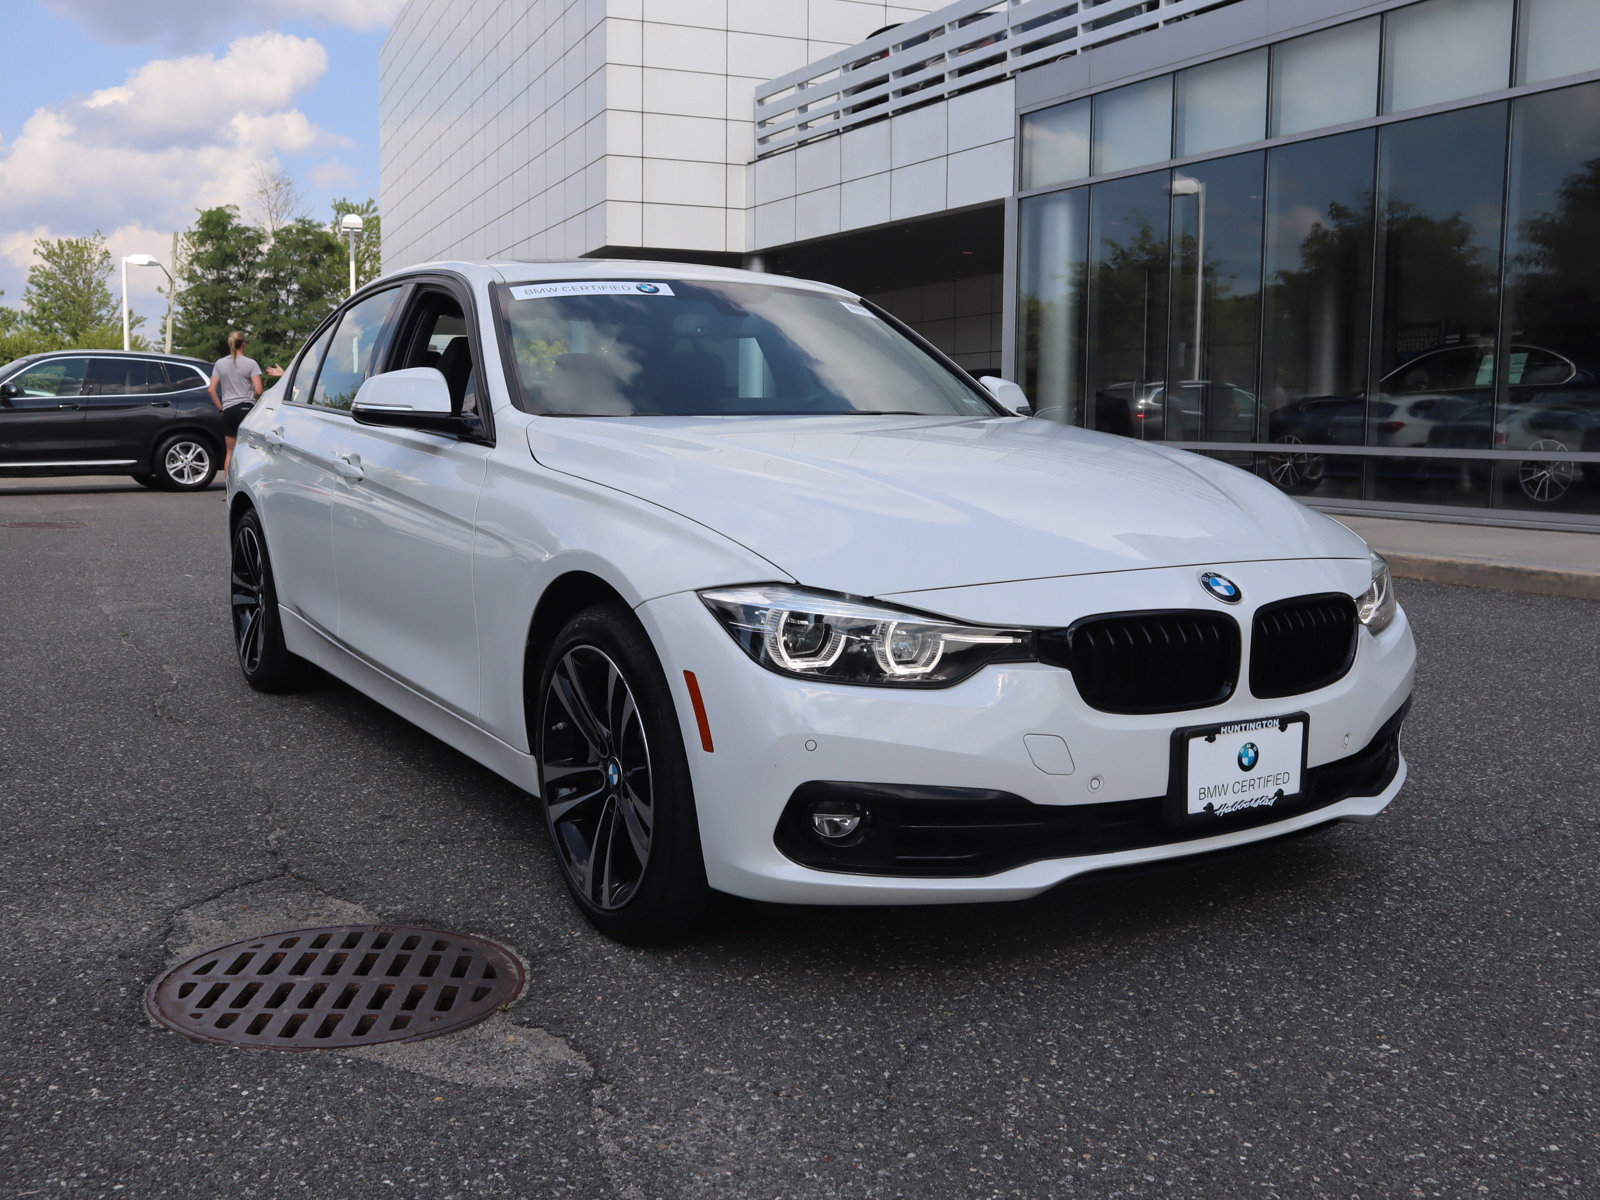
534, 604, 713, 943
230, 509, 310, 692
154, 433, 218, 491
131, 473, 160, 489
1265, 434, 1325, 494
1517, 439, 1578, 505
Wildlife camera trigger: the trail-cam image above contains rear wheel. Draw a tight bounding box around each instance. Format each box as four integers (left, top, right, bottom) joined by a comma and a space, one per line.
154, 434, 217, 491
230, 509, 309, 692
534, 605, 712, 943
1517, 439, 1577, 505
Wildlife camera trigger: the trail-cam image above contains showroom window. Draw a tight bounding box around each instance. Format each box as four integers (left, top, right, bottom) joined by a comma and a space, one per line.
1020, 98, 1090, 190
1175, 51, 1267, 159
1084, 171, 1170, 438
1091, 76, 1172, 176
1381, 0, 1514, 114
1017, 189, 1088, 422
1269, 18, 1380, 138
1516, 0, 1600, 84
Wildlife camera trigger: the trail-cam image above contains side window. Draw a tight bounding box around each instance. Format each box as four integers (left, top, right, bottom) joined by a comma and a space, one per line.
163, 364, 207, 393
290, 324, 335, 406
9, 358, 89, 399
312, 288, 402, 410
88, 359, 163, 396
392, 290, 481, 416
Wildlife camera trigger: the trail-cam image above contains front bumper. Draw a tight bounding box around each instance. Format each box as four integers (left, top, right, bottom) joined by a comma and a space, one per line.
635, 557, 1416, 905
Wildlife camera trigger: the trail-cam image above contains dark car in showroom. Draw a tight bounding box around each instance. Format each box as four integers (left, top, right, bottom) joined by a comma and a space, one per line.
0, 350, 226, 490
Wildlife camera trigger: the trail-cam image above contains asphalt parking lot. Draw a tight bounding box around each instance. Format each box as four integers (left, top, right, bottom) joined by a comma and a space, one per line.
2, 477, 1596, 1199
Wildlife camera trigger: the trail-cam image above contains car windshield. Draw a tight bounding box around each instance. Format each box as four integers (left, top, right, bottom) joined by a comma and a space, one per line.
496, 279, 998, 418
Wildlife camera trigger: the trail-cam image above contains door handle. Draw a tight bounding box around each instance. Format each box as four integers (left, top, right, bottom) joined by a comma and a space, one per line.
148, 400, 172, 408
57, 402, 81, 410
334, 451, 364, 481
262, 425, 286, 449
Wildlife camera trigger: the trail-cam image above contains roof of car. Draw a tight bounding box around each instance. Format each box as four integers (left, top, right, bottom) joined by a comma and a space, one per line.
5, 349, 212, 369
372, 258, 856, 299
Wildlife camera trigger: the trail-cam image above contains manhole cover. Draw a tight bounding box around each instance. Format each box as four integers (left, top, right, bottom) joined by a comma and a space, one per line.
3, 520, 83, 529
147, 925, 524, 1050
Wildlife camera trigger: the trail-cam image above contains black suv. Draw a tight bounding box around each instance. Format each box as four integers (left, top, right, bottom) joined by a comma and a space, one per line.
0, 350, 227, 490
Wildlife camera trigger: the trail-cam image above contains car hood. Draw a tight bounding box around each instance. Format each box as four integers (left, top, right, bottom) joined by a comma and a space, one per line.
525, 414, 1368, 596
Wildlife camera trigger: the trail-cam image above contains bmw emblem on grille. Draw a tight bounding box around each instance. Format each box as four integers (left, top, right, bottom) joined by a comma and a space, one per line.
1199, 570, 1241, 604
1238, 742, 1260, 771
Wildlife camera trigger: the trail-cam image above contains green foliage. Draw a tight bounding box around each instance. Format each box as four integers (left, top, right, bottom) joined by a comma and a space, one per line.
19, 232, 142, 349
252, 217, 346, 368
332, 197, 382, 287
174, 206, 266, 361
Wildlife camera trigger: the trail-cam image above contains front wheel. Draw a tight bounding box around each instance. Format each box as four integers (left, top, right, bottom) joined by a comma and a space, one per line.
534, 605, 712, 943
154, 434, 218, 491
230, 510, 309, 692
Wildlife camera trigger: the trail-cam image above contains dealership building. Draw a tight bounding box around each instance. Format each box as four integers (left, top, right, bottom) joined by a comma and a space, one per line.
382, 0, 1600, 527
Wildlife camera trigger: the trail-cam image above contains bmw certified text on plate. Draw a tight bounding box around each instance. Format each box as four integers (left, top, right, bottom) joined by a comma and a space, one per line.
227, 261, 1416, 941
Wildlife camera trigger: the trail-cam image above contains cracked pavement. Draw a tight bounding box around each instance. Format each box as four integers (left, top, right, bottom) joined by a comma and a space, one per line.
2, 477, 1597, 1198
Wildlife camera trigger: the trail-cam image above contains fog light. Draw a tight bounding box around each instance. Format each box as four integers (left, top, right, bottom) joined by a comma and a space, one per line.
809, 801, 865, 841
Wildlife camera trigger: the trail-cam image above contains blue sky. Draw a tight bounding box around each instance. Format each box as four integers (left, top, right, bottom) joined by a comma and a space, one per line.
0, 0, 397, 328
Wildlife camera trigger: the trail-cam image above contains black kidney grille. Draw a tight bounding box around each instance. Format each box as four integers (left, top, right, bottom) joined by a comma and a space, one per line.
1250, 593, 1358, 699
1039, 610, 1240, 714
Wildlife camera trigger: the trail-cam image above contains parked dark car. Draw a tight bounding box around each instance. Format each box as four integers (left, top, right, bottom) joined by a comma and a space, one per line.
0, 350, 226, 490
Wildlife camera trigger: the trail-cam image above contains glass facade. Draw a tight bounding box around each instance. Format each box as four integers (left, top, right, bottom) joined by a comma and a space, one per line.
1017, 0, 1600, 521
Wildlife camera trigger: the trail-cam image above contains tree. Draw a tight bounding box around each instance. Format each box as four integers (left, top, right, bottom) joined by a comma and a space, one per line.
252, 217, 346, 367
332, 197, 382, 288
0, 291, 52, 365
251, 163, 305, 237
20, 233, 135, 348
174, 206, 265, 360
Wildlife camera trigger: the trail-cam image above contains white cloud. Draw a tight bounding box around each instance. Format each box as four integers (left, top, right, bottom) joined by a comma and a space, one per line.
45, 0, 404, 45
0, 33, 338, 235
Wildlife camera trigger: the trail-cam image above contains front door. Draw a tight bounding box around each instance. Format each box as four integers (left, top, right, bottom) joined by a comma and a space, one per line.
0, 357, 89, 465
327, 284, 488, 720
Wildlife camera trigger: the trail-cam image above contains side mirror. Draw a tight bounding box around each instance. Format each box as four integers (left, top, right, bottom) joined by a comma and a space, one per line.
0, 381, 19, 405
980, 376, 1032, 417
351, 367, 470, 435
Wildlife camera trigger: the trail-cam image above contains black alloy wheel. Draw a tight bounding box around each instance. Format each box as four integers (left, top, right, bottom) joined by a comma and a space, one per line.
154, 433, 218, 490
1266, 434, 1325, 493
535, 605, 712, 942
1518, 439, 1578, 505
230, 510, 308, 692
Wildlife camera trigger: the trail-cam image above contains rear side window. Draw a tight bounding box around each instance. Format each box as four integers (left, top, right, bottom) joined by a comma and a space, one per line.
312, 288, 402, 410
160, 364, 207, 393
87, 359, 164, 395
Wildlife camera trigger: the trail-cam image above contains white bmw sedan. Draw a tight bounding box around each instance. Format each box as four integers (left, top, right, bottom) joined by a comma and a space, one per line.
228, 261, 1415, 942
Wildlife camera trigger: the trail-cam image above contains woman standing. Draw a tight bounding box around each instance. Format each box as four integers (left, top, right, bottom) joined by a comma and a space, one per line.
209, 330, 262, 474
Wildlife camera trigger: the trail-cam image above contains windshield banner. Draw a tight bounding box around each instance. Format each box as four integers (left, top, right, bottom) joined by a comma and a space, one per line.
510, 281, 676, 300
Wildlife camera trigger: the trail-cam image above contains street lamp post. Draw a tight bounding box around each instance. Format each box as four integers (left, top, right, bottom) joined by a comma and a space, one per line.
339, 213, 364, 297
1171, 175, 1206, 380
125, 253, 175, 354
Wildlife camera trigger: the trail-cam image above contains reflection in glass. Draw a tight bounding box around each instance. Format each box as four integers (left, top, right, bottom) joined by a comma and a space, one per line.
1381, 0, 1513, 115
1092, 76, 1173, 176
1259, 130, 1375, 500
1084, 171, 1169, 438
1021, 100, 1090, 190
1017, 190, 1088, 424
313, 288, 402, 410
1165, 153, 1264, 444
1369, 104, 1507, 508
1516, 0, 1600, 85
1492, 82, 1600, 514
1270, 18, 1380, 138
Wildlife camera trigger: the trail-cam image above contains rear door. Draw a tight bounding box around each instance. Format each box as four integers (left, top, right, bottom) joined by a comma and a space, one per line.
327, 280, 490, 718
81, 358, 167, 463
0, 357, 89, 465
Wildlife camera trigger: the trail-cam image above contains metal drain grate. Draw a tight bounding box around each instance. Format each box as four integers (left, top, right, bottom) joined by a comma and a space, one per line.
147, 925, 524, 1050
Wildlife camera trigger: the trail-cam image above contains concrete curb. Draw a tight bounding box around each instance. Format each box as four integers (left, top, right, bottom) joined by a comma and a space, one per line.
1384, 553, 1600, 601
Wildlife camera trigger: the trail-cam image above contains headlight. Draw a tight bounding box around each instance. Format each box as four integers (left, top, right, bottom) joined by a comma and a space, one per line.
699, 585, 1032, 687
1357, 550, 1397, 635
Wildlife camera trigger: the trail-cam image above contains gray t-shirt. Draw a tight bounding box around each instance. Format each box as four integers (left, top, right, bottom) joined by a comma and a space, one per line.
213, 354, 261, 407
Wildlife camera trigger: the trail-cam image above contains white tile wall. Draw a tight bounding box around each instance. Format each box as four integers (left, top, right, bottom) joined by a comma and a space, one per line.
382, 0, 946, 266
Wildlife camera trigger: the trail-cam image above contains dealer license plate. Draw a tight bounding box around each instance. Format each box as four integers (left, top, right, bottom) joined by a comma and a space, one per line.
1172, 715, 1307, 825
